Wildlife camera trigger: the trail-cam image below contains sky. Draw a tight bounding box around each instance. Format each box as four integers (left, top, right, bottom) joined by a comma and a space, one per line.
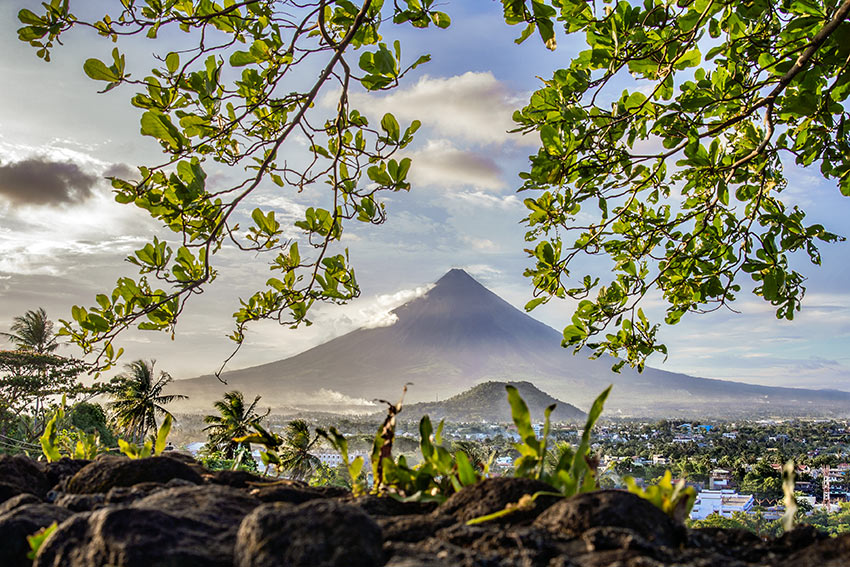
0, 1, 848, 392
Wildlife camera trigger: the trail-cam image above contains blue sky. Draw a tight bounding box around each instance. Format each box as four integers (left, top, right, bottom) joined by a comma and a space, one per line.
0, 1, 848, 391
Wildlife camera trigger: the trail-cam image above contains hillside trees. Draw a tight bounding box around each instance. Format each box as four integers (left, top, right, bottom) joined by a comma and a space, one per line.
1, 308, 104, 444
15, 0, 850, 371
509, 0, 850, 367
16, 0, 448, 372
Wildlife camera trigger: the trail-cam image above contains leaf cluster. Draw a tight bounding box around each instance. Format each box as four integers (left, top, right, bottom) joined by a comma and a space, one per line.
509, 0, 850, 369
16, 0, 449, 373
625, 470, 696, 522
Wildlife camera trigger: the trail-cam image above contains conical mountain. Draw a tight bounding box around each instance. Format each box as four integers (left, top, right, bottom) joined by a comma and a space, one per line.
171, 269, 850, 418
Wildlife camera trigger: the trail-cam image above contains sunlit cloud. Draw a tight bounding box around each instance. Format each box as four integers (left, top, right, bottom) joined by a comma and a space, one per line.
345, 72, 535, 147
406, 139, 505, 191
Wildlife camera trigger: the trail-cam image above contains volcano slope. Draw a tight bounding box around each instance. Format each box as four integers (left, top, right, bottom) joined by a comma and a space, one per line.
170, 269, 850, 419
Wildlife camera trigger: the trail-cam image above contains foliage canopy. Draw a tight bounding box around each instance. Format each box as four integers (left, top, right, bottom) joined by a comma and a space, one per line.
16, 0, 850, 369
511, 0, 850, 367
17, 0, 447, 372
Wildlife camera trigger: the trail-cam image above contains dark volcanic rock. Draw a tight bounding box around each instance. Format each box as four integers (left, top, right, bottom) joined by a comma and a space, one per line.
64, 455, 203, 493
0, 503, 73, 567
534, 490, 684, 547
208, 469, 268, 489
131, 483, 260, 528
1, 452, 846, 567
350, 494, 439, 517
249, 480, 328, 504
437, 476, 559, 524
44, 458, 90, 489
0, 481, 26, 504
33, 507, 234, 567
52, 492, 105, 513
780, 532, 850, 567
379, 513, 455, 543
0, 454, 49, 498
103, 478, 197, 506
0, 493, 42, 515
235, 500, 383, 567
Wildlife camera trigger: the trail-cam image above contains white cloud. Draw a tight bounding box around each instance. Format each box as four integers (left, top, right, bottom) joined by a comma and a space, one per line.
351, 284, 435, 329
347, 72, 537, 146
240, 284, 435, 358
290, 388, 377, 408
447, 189, 521, 209
464, 264, 502, 279
461, 235, 499, 252
406, 139, 505, 191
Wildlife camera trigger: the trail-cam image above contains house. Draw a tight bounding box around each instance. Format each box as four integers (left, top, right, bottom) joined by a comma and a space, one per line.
690, 490, 755, 520
313, 450, 368, 468
709, 469, 734, 490
652, 455, 670, 466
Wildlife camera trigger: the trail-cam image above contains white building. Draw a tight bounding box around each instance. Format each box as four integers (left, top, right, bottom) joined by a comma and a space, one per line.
313, 450, 368, 468
690, 490, 755, 520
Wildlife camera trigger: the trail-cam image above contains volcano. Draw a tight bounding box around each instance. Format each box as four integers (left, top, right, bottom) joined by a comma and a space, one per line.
170, 269, 850, 418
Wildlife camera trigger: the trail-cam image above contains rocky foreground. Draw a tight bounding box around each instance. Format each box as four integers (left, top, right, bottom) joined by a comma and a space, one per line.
1, 453, 848, 566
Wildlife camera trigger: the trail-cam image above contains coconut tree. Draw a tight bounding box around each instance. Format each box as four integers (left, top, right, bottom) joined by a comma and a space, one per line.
452, 440, 493, 473
1, 308, 58, 354
109, 360, 185, 444
203, 391, 267, 459
278, 419, 321, 481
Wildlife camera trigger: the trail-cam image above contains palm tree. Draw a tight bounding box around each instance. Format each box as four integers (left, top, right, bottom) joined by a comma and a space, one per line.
2, 308, 58, 354
278, 419, 321, 481
109, 360, 186, 444
452, 440, 493, 472
545, 441, 576, 475
203, 391, 266, 459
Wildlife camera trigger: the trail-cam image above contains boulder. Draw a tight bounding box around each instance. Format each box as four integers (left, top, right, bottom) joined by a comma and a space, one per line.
104, 478, 196, 506
0, 454, 49, 498
64, 455, 202, 494
131, 484, 260, 529
249, 482, 328, 504
0, 482, 26, 505
533, 490, 684, 547
235, 500, 383, 567
52, 493, 105, 513
379, 513, 455, 543
437, 476, 559, 524
0, 503, 73, 567
33, 507, 233, 567
208, 469, 268, 489
780, 532, 850, 567
348, 494, 439, 517
0, 493, 42, 515
43, 458, 90, 489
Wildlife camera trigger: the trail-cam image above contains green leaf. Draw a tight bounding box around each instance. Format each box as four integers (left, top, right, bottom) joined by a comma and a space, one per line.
381, 113, 401, 141
27, 522, 58, 560
83, 58, 118, 82
154, 414, 173, 455
140, 111, 183, 150
430, 11, 451, 29
540, 124, 562, 154
674, 49, 701, 70
165, 52, 179, 74
456, 451, 478, 486
229, 50, 256, 67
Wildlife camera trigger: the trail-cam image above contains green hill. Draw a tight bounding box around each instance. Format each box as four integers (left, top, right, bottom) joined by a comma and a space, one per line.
400, 381, 586, 423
